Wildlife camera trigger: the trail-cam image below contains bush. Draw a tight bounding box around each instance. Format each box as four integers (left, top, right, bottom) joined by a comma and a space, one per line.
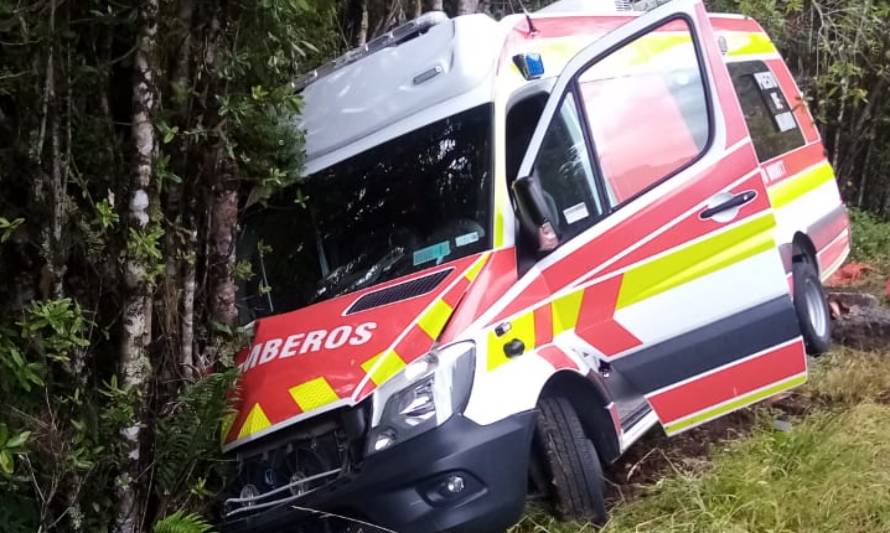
848, 208, 890, 266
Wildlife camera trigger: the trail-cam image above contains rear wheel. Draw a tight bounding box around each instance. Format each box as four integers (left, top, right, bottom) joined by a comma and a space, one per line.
534, 397, 608, 525
793, 259, 831, 355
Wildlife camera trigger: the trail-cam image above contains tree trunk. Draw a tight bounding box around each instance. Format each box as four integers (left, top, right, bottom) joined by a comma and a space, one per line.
180, 228, 197, 379
116, 0, 159, 530
208, 154, 239, 330
457, 0, 477, 15
422, 0, 443, 12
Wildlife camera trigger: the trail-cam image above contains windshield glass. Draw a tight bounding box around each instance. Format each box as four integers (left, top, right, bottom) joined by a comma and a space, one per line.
236, 104, 493, 323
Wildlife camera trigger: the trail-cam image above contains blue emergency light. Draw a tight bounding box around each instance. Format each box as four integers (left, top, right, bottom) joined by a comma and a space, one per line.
513, 53, 545, 80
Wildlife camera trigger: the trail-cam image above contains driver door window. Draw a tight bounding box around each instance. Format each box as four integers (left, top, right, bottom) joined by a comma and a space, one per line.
533, 92, 606, 242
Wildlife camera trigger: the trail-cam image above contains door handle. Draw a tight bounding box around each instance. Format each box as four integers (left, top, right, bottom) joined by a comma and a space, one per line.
700, 190, 757, 220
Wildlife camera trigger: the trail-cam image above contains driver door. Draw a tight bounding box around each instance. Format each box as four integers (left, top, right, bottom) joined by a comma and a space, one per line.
510, 0, 807, 434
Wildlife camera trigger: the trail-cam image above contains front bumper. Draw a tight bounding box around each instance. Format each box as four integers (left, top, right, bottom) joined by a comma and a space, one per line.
221, 410, 537, 533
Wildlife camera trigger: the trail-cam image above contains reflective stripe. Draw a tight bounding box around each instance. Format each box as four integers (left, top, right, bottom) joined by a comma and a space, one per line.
616, 214, 777, 309
289, 377, 339, 412
724, 31, 778, 57
551, 290, 584, 336
418, 298, 453, 339
487, 312, 536, 371
768, 162, 835, 209
361, 349, 406, 386
237, 403, 271, 439
464, 252, 490, 282
664, 372, 806, 435
494, 207, 505, 248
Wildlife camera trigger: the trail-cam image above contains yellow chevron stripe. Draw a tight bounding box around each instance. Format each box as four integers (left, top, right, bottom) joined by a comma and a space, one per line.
665, 373, 806, 435
361, 349, 406, 386
289, 377, 339, 412
487, 312, 536, 372
551, 290, 584, 336
617, 214, 776, 309
237, 403, 271, 439
418, 298, 453, 340
724, 31, 778, 57
464, 252, 490, 282
768, 162, 835, 209
494, 207, 505, 248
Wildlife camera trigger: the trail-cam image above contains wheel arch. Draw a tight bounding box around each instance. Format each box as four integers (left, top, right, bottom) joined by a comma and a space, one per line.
537, 370, 621, 463
792, 231, 819, 272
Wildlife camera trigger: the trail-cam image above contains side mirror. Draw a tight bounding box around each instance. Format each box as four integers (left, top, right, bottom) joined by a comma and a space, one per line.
512, 175, 559, 253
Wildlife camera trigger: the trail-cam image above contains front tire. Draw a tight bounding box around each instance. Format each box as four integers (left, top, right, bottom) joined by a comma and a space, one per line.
793, 259, 831, 355
534, 397, 608, 525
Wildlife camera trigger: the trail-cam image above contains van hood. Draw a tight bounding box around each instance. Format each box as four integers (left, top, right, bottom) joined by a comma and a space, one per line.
223, 252, 492, 450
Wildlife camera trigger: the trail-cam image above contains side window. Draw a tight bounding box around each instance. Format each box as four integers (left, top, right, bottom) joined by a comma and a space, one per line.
533, 92, 606, 241
576, 19, 710, 205
728, 61, 805, 162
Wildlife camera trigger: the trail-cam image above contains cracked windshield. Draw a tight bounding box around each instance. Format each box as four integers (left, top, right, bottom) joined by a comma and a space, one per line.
236, 104, 493, 323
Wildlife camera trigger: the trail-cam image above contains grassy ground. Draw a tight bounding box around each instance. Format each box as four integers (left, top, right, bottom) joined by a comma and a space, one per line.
511, 347, 890, 533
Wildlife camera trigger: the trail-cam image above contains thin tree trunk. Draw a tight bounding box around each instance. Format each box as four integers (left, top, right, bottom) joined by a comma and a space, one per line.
208, 153, 239, 330
181, 227, 197, 379
457, 0, 478, 14
116, 0, 159, 530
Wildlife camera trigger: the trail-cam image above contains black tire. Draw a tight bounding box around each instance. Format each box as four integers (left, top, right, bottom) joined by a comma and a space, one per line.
534, 397, 608, 525
793, 259, 831, 355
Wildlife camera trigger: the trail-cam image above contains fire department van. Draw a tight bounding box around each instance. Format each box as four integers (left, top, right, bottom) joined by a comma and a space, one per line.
222, 0, 851, 530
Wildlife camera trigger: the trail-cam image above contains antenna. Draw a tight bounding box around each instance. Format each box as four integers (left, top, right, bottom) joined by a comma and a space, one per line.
524, 10, 539, 35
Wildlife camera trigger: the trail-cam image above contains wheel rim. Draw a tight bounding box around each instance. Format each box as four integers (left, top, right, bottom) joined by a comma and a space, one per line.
804, 278, 827, 338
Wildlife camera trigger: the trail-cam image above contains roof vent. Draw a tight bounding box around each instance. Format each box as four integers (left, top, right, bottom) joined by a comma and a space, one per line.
346, 268, 453, 314
294, 11, 450, 91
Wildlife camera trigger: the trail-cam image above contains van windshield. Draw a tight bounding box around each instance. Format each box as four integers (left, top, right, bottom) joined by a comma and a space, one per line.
236, 104, 493, 323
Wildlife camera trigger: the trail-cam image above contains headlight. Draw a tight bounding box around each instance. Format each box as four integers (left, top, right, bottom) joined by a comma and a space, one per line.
366, 341, 475, 455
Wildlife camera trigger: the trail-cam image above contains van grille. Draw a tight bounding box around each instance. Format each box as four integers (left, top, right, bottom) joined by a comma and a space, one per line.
346, 268, 452, 314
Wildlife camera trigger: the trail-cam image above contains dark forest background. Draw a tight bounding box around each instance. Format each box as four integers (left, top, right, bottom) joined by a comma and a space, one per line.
0, 0, 888, 530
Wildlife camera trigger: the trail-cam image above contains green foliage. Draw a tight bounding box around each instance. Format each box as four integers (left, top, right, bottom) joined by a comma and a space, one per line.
153, 511, 216, 533
849, 208, 890, 265
154, 370, 239, 510
19, 298, 91, 364
0, 217, 24, 243
0, 422, 31, 475
127, 223, 167, 281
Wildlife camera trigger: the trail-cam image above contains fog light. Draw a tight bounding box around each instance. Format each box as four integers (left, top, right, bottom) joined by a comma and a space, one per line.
441, 474, 465, 496
373, 428, 397, 452
240, 484, 260, 505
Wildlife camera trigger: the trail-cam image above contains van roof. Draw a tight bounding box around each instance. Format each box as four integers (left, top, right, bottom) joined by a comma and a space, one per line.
299, 5, 763, 175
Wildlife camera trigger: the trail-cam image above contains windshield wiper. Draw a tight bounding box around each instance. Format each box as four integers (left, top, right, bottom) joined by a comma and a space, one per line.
311, 246, 408, 303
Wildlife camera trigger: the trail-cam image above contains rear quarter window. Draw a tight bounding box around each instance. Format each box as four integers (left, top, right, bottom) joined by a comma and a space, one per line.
728, 60, 805, 162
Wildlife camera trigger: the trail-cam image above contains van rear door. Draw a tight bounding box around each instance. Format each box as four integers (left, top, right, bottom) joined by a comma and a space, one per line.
511, 0, 808, 435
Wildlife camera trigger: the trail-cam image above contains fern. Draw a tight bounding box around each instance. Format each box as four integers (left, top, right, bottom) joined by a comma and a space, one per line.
154, 370, 239, 502
154, 511, 215, 533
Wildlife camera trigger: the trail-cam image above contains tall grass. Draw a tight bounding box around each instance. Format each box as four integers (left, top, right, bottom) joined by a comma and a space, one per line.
511, 349, 890, 533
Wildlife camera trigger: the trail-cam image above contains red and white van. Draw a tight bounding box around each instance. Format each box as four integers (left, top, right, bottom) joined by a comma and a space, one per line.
221, 0, 850, 530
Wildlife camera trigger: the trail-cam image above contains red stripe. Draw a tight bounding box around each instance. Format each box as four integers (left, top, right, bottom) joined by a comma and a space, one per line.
817, 232, 849, 273
534, 305, 554, 347
709, 16, 764, 33
601, 173, 770, 277
760, 143, 825, 180
395, 325, 435, 364
441, 276, 470, 308
576, 276, 642, 356
811, 208, 850, 251
648, 340, 806, 424
550, 145, 758, 291
538, 344, 578, 370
